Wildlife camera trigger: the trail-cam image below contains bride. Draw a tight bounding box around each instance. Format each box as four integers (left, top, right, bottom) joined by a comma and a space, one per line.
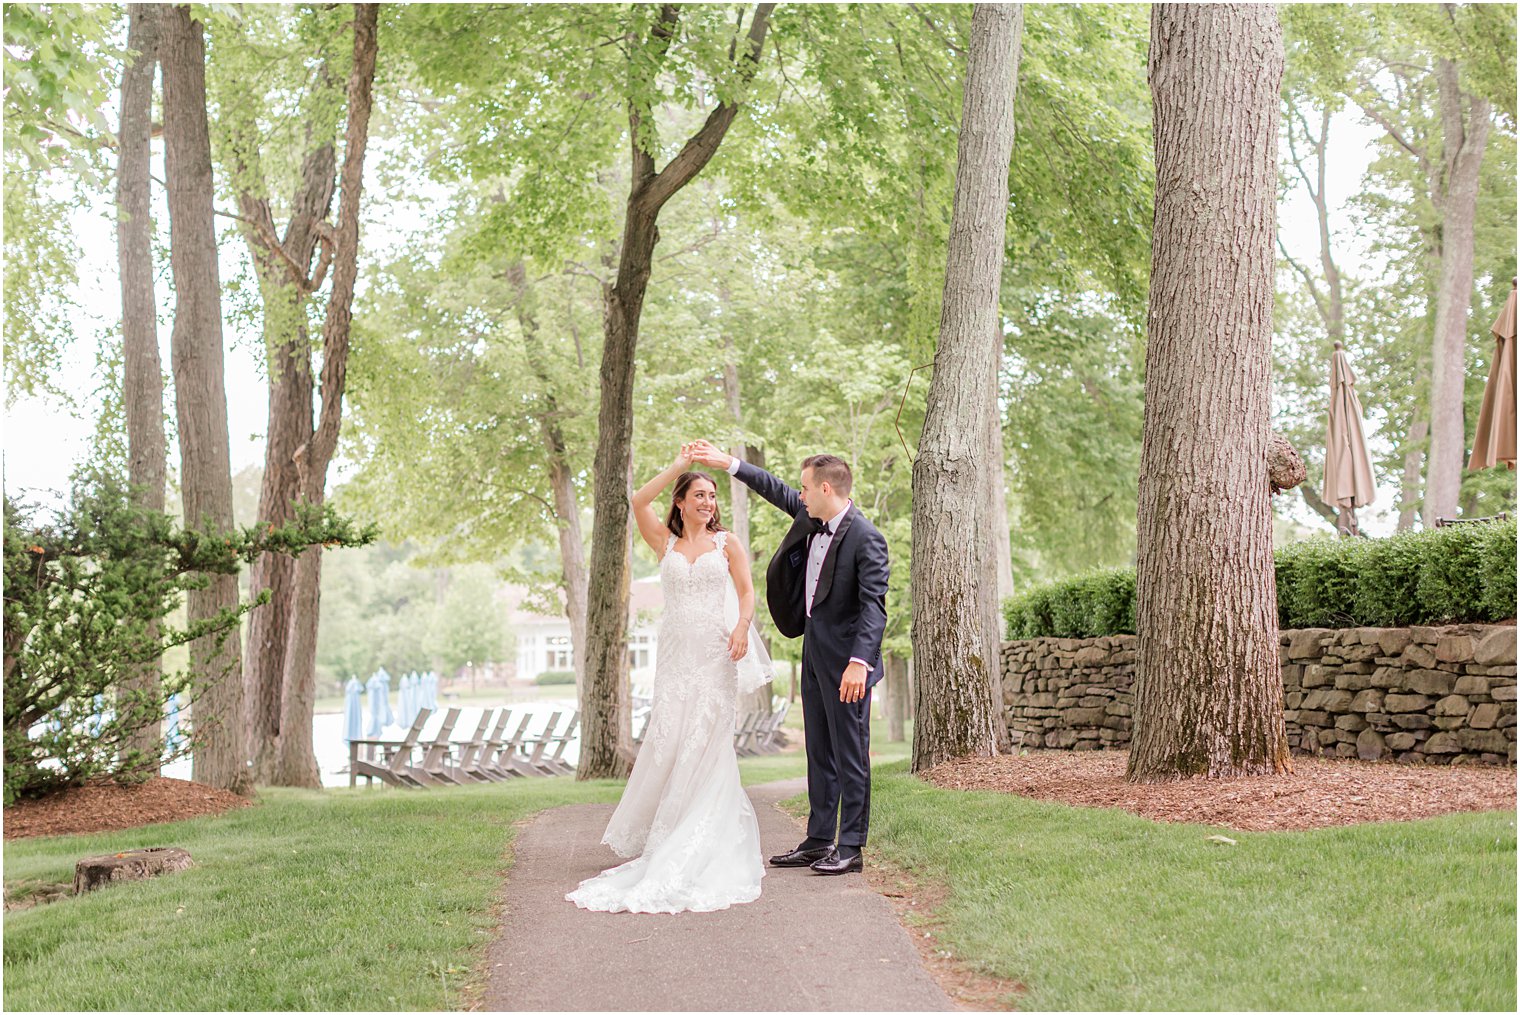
566, 446, 772, 914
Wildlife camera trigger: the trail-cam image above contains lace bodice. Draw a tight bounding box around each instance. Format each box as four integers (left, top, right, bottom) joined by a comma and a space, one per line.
659, 530, 731, 627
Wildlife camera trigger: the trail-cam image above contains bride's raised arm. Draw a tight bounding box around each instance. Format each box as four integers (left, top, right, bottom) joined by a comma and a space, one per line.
631, 447, 693, 558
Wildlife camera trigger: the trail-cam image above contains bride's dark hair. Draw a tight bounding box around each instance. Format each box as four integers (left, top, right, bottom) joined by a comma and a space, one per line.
666, 471, 724, 538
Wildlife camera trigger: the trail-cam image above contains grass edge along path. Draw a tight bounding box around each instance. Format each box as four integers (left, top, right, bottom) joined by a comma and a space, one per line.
0, 745, 829, 1011
846, 761, 1517, 1011
2, 777, 625, 1011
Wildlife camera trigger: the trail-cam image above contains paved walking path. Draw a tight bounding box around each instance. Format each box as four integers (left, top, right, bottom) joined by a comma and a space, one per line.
478, 778, 956, 1011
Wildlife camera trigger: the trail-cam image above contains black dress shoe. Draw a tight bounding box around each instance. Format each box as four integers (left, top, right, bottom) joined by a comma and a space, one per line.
809, 849, 863, 875
769, 845, 833, 867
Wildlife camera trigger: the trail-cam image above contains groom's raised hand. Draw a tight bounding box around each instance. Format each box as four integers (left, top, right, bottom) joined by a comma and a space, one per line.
686, 439, 733, 470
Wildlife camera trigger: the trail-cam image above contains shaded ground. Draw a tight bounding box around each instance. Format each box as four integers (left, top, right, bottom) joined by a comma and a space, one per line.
925, 749, 1517, 831
3, 777, 251, 840
475, 778, 963, 1012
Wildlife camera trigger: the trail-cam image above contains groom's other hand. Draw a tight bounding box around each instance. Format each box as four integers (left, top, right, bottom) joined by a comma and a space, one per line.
687, 439, 733, 470
840, 661, 867, 703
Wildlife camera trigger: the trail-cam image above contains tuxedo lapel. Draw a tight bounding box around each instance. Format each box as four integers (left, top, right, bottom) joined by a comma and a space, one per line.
812, 506, 857, 609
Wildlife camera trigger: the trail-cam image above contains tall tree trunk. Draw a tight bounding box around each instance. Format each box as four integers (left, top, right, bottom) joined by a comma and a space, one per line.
722, 326, 772, 716
508, 261, 589, 685
241, 141, 334, 785
578, 4, 774, 779
885, 653, 908, 742
1423, 60, 1490, 525
987, 327, 1012, 753
1128, 3, 1289, 782
118, 3, 165, 769
274, 2, 379, 787
161, 4, 249, 795
910, 3, 1022, 774
1398, 418, 1429, 531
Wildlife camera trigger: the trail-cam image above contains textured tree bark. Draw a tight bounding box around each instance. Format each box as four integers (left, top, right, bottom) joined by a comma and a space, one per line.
275, 543, 323, 787
1128, 3, 1290, 782
117, 3, 165, 770
578, 4, 774, 779
910, 3, 1022, 774
240, 142, 334, 786
1423, 60, 1490, 526
161, 4, 249, 795
275, 3, 379, 787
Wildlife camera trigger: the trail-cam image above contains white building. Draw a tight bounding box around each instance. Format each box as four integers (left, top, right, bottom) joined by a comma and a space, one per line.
511, 575, 664, 691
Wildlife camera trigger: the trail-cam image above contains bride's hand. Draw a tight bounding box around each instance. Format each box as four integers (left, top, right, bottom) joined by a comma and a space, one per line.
728, 624, 749, 661
673, 444, 694, 469
687, 439, 731, 470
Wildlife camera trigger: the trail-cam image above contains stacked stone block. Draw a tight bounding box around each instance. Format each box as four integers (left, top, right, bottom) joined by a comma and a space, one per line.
1002, 636, 1136, 751
1280, 625, 1516, 765
1001, 624, 1516, 765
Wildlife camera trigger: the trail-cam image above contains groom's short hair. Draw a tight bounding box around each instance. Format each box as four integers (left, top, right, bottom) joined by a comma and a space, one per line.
802, 454, 852, 498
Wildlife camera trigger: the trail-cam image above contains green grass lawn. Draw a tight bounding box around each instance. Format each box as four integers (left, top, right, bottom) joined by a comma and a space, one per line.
2, 778, 624, 1011
857, 761, 1517, 1011
5, 730, 1512, 1011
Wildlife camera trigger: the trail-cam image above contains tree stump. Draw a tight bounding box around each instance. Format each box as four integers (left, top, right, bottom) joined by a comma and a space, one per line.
73, 847, 192, 894
1268, 431, 1307, 495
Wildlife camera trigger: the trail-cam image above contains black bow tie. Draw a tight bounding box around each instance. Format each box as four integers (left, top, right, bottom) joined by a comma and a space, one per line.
812, 520, 833, 537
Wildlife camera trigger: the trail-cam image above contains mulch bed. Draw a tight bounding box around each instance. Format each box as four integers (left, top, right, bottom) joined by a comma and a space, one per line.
924, 750, 1517, 831
4, 777, 252, 841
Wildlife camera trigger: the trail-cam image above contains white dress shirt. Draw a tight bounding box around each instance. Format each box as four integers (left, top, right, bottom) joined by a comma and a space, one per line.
728, 457, 870, 673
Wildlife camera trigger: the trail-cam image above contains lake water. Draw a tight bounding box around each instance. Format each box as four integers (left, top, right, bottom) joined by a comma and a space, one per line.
160, 698, 582, 788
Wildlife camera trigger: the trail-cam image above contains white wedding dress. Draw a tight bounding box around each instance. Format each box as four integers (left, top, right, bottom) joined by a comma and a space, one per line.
565, 530, 766, 914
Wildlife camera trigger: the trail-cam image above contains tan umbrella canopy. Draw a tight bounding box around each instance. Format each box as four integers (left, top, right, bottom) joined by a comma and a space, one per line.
1325, 341, 1376, 536
1468, 278, 1517, 471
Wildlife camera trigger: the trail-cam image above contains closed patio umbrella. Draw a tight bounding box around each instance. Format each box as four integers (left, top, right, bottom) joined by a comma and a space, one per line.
423, 671, 438, 709
164, 692, 184, 756
365, 672, 394, 737
1469, 278, 1517, 471
398, 673, 414, 727
343, 678, 364, 743
1325, 342, 1376, 536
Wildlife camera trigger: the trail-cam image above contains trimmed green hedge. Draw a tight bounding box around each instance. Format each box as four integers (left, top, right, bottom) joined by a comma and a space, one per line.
1005, 519, 1516, 639
533, 670, 576, 685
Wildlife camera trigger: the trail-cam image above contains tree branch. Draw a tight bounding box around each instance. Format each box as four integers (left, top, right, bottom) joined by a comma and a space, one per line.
642, 3, 776, 211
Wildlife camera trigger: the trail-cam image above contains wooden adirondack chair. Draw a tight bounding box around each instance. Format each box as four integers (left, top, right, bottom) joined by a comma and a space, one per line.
455, 709, 503, 783
733, 710, 764, 756
349, 708, 432, 788
471, 708, 514, 780
493, 711, 537, 777
519, 710, 564, 776
534, 710, 579, 775
753, 698, 791, 753
413, 707, 463, 785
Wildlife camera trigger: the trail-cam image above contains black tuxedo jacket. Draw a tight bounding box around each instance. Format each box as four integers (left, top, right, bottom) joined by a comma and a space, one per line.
733, 460, 890, 689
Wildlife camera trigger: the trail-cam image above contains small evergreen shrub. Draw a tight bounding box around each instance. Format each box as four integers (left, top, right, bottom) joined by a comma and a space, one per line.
1478, 520, 1518, 621
1415, 522, 1496, 624
534, 670, 576, 685
1003, 518, 1517, 640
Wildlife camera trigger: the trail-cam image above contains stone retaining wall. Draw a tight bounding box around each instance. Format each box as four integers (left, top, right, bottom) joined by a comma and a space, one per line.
1002, 623, 1517, 765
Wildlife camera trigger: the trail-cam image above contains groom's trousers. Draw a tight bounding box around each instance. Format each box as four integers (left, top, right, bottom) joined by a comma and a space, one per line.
800, 655, 872, 847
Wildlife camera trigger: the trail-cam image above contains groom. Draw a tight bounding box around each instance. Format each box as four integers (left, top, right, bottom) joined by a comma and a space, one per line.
686, 440, 889, 875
